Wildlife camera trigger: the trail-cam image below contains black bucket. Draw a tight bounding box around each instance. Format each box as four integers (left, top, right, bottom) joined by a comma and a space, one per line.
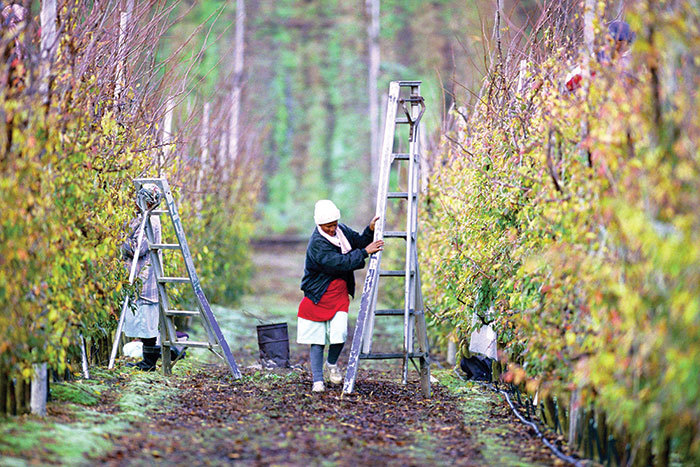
256, 323, 290, 368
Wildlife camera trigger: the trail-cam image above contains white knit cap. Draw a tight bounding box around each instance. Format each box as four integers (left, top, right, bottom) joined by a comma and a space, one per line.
314, 199, 341, 225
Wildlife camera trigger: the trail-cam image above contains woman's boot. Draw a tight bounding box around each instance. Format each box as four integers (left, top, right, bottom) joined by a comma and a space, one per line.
131, 345, 159, 371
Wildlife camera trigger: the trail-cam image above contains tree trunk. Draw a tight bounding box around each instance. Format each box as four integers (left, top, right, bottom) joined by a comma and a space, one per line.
21, 378, 30, 414
113, 11, 129, 110
228, 0, 246, 168
366, 0, 380, 193
0, 369, 7, 415
9, 378, 17, 415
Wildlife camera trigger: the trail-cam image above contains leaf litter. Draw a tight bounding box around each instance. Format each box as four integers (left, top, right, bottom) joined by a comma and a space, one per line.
96, 364, 558, 466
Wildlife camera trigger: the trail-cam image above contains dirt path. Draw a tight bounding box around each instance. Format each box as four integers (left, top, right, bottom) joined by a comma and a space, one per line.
93, 244, 559, 466
98, 366, 479, 466
97, 365, 559, 466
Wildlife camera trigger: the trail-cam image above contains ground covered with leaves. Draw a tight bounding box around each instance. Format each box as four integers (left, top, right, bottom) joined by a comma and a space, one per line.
91, 365, 556, 466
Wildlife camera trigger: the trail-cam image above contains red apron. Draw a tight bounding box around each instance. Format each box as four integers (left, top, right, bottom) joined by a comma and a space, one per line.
298, 278, 349, 322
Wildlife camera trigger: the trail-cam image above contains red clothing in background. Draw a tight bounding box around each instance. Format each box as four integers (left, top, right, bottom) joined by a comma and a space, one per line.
298, 278, 349, 322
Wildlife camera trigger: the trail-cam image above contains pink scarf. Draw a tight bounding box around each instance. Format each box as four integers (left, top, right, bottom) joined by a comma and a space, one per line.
317, 225, 351, 254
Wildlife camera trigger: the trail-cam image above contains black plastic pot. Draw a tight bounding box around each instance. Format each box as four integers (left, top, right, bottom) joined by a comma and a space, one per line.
256, 323, 290, 368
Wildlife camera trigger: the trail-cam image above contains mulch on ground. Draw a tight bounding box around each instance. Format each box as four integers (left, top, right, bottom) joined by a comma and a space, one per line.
96, 364, 559, 466
98, 365, 478, 466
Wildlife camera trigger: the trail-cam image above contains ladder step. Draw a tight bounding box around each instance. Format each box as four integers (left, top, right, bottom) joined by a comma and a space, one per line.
375, 309, 414, 316
164, 340, 217, 349
395, 118, 410, 124
165, 310, 199, 317
150, 243, 181, 250
158, 276, 190, 284
384, 231, 407, 239
387, 191, 409, 199
150, 209, 169, 215
379, 270, 413, 277
359, 352, 425, 360
392, 153, 410, 161
397, 80, 422, 86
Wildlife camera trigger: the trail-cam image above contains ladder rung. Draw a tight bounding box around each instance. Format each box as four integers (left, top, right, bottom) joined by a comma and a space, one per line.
165, 310, 199, 317
158, 276, 190, 284
384, 231, 407, 239
387, 192, 409, 199
392, 153, 410, 161
397, 81, 421, 86
150, 209, 168, 215
150, 243, 181, 250
395, 118, 410, 124
375, 309, 414, 316
400, 96, 424, 103
379, 270, 412, 277
164, 340, 217, 349
359, 352, 425, 360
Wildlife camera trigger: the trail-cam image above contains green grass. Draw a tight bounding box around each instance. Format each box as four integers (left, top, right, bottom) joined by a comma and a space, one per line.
434, 370, 545, 467
0, 365, 183, 466
50, 381, 105, 406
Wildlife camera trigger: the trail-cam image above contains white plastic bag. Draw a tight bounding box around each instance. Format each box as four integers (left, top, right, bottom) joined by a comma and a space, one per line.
123, 341, 143, 358
469, 314, 498, 360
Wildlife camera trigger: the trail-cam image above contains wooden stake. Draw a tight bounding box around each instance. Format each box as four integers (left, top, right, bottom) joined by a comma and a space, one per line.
39, 0, 57, 101
196, 101, 210, 214
30, 363, 47, 416
80, 335, 90, 379
568, 389, 581, 446
160, 97, 174, 177
446, 339, 457, 366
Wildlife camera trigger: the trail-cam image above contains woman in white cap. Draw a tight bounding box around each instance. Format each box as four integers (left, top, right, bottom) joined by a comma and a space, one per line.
298, 200, 384, 392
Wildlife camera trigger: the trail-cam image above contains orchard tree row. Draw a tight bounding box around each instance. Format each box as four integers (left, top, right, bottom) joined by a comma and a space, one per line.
0, 0, 258, 412
423, 0, 699, 464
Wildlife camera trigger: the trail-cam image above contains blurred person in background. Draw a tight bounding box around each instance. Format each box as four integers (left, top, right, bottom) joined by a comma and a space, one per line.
565, 19, 636, 92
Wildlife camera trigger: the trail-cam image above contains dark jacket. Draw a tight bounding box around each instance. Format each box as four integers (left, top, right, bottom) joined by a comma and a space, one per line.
300, 223, 374, 304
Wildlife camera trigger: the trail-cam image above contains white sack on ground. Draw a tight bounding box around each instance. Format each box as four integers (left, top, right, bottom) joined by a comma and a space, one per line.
123, 341, 143, 358
469, 310, 498, 360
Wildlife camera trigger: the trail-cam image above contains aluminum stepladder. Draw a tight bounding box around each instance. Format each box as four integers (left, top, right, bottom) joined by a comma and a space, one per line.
108, 178, 241, 378
343, 81, 430, 397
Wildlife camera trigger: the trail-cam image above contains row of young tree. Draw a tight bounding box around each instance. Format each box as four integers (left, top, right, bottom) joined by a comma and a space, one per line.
423, 0, 699, 463
0, 0, 258, 414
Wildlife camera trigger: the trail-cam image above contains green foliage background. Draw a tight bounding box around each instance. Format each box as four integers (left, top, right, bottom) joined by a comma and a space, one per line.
235, 0, 481, 232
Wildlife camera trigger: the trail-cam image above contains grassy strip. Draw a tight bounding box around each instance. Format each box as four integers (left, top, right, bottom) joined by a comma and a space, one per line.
434, 369, 544, 467
0, 362, 190, 466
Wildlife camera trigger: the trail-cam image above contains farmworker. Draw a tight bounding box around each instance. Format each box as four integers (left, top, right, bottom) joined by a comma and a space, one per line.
121, 184, 173, 371
298, 200, 384, 392
596, 19, 635, 68
1, 3, 27, 90
565, 20, 636, 92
